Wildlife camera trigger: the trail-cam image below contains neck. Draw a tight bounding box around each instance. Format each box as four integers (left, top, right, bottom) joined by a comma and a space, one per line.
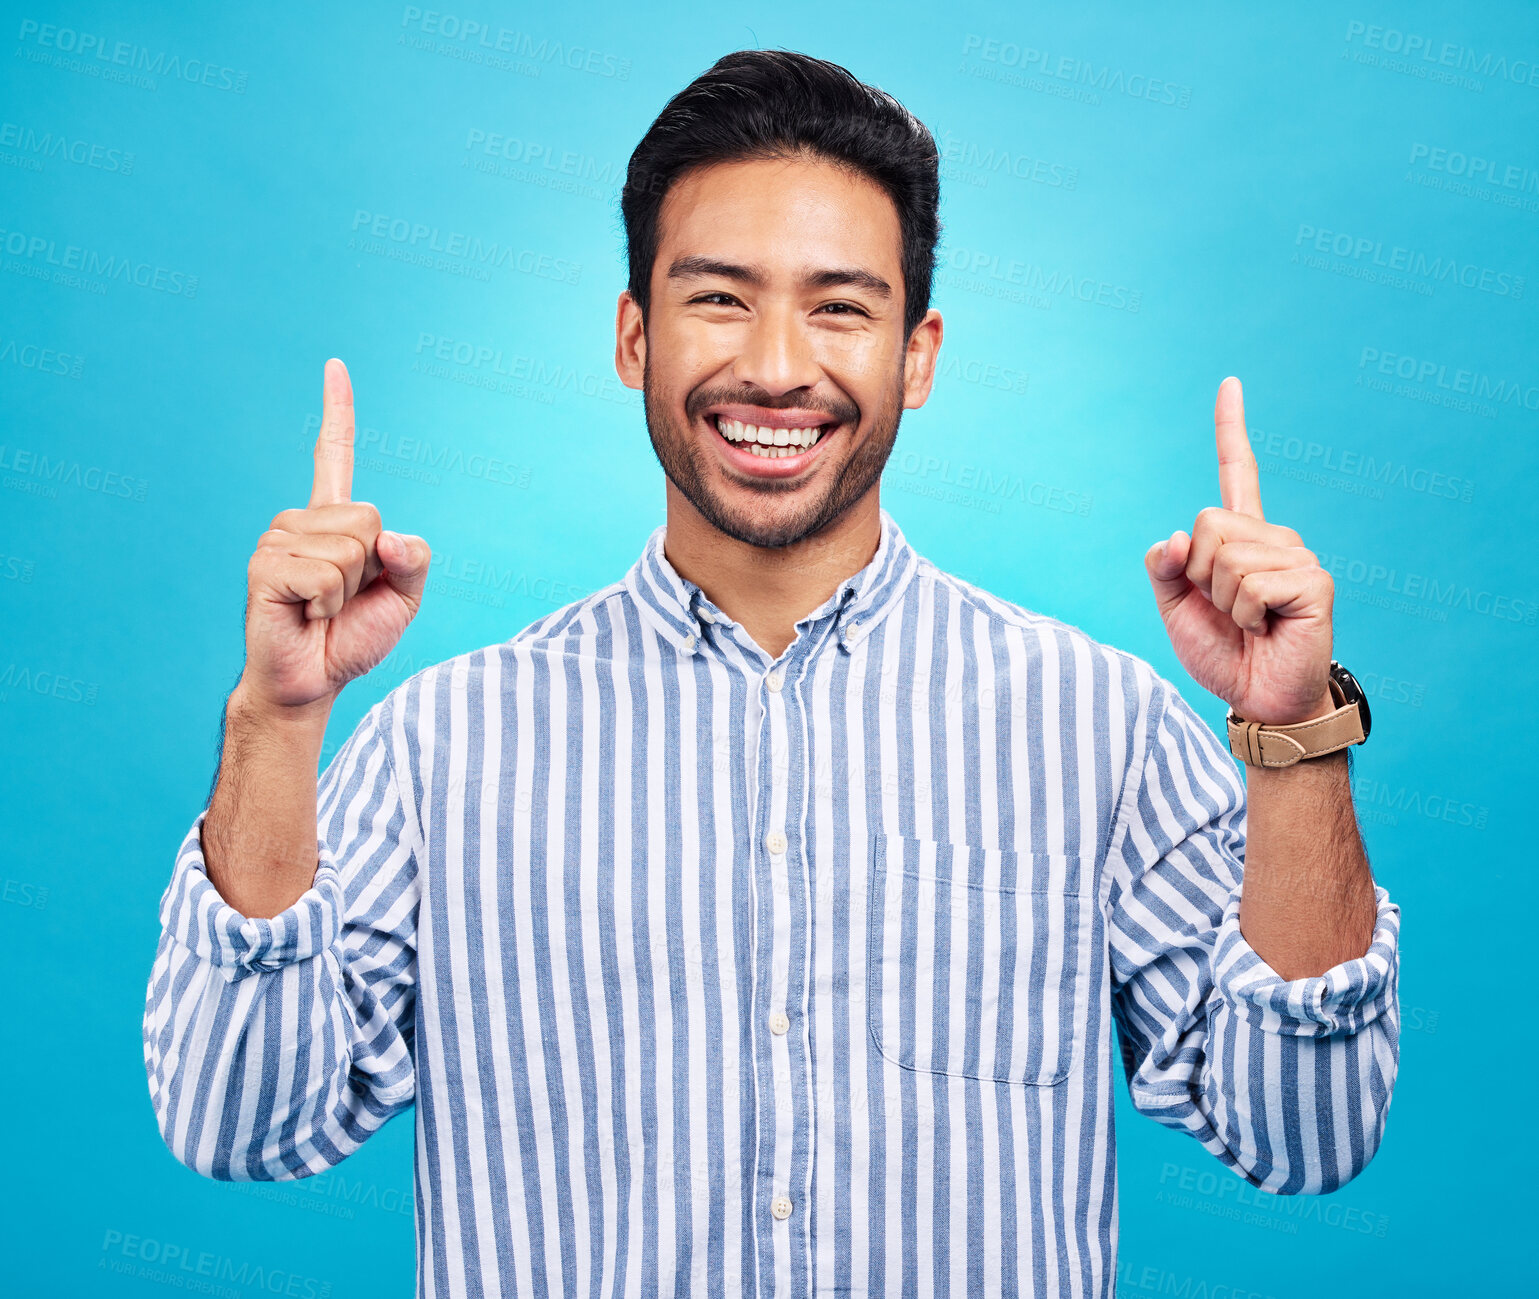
661, 482, 882, 660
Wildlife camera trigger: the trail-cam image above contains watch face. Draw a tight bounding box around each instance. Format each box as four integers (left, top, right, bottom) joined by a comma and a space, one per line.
1329, 661, 1372, 740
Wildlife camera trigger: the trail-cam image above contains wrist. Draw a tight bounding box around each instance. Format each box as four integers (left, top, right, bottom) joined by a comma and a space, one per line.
1298, 687, 1339, 723
228, 679, 335, 738
1232, 683, 1339, 727
1226, 665, 1366, 769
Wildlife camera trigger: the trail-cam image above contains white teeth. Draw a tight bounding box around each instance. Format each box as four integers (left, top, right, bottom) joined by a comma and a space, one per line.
713, 415, 827, 454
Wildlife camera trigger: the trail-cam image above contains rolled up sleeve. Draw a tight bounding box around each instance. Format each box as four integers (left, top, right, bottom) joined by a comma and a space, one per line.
143, 695, 420, 1182
1107, 668, 1401, 1196
160, 809, 346, 980
1213, 881, 1400, 1037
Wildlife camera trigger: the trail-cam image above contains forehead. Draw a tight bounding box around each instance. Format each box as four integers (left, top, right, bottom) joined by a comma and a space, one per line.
655, 154, 902, 279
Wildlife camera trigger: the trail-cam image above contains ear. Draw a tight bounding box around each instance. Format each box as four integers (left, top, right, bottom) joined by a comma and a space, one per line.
615, 290, 646, 390
901, 309, 944, 410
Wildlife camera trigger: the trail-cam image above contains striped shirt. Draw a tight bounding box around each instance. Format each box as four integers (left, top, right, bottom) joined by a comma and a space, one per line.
144, 505, 1401, 1298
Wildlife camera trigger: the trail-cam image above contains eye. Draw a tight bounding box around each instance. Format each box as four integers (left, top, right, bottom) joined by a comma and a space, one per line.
690, 292, 743, 307
816, 301, 868, 317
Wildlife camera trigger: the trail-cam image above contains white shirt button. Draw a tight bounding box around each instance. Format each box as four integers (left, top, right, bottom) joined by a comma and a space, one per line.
765, 668, 784, 692
842, 619, 863, 644
765, 829, 787, 855
697, 608, 715, 624
769, 1010, 790, 1035
682, 633, 697, 652
771, 1196, 793, 1221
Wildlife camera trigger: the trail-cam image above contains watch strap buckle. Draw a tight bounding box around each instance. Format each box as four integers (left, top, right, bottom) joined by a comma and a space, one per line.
1226, 675, 1367, 769
1234, 719, 1306, 768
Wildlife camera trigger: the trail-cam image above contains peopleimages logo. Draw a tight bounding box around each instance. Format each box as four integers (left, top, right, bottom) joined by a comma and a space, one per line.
412, 332, 636, 406
99, 1229, 332, 1298
1294, 224, 1524, 298
1358, 346, 1539, 413
941, 246, 1141, 312
958, 35, 1192, 107
0, 226, 198, 297
1355, 778, 1489, 831
398, 7, 631, 79
0, 338, 84, 378
1318, 550, 1537, 626
0, 662, 98, 705
1404, 141, 1539, 215
1156, 1162, 1390, 1238
889, 451, 1093, 518
302, 413, 533, 490
0, 121, 134, 174
934, 351, 1030, 395
1407, 143, 1539, 195
348, 210, 580, 284
1344, 20, 1539, 89
15, 19, 249, 92
0, 443, 149, 500
1249, 425, 1474, 504
934, 128, 1080, 190
462, 128, 619, 176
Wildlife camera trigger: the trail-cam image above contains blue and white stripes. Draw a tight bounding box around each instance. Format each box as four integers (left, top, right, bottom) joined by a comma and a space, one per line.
144, 505, 1400, 1297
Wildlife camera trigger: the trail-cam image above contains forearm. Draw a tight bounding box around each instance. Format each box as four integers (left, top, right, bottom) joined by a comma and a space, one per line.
202, 680, 333, 919
147, 695, 419, 1181
1237, 739, 1378, 979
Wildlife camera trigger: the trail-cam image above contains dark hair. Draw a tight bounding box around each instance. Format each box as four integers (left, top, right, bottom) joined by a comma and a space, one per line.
621, 49, 941, 338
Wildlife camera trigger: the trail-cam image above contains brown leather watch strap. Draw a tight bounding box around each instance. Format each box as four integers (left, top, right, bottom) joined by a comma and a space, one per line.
1226, 676, 1367, 768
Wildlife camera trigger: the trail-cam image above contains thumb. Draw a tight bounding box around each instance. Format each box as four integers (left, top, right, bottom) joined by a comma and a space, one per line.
377, 531, 432, 604
1144, 529, 1193, 617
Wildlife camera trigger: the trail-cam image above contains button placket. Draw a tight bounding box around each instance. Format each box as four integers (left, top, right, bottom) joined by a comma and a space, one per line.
758, 656, 800, 1260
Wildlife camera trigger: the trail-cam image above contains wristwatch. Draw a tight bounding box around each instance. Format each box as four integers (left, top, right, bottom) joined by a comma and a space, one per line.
1226, 661, 1371, 768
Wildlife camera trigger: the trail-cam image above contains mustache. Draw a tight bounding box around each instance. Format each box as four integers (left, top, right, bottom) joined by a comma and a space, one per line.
685, 387, 860, 426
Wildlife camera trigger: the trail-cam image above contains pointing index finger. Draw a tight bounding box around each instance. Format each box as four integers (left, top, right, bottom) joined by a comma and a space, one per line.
309, 357, 354, 508
1214, 375, 1263, 519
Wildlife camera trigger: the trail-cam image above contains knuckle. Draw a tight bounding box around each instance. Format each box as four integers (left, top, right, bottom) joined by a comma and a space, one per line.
354, 501, 382, 529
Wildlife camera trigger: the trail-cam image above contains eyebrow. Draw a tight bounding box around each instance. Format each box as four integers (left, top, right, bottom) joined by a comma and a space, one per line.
667, 255, 892, 298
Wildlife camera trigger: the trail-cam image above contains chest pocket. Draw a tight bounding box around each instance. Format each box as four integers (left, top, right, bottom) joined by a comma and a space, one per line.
867, 831, 1097, 1086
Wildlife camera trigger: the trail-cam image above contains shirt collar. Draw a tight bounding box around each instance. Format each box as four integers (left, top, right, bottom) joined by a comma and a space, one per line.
622, 505, 919, 659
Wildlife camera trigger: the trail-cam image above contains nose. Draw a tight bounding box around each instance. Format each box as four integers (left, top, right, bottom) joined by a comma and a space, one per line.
730, 300, 823, 397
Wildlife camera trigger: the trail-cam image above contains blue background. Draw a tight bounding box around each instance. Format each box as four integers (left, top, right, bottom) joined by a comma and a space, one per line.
3, 1, 1533, 1294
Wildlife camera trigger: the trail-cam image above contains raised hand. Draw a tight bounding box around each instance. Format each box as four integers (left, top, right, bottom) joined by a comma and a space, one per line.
240, 359, 432, 714
1143, 377, 1336, 724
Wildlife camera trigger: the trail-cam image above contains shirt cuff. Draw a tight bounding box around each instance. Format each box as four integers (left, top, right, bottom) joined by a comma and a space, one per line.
158, 807, 344, 983
1212, 882, 1400, 1037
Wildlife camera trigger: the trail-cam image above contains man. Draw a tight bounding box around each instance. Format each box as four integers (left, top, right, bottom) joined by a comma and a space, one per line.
144, 49, 1399, 1299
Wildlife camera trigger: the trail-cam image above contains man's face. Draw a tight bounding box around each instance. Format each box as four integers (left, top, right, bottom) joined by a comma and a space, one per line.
615, 153, 942, 550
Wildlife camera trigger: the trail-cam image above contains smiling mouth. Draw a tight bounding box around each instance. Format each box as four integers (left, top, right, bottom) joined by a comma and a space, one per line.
709, 414, 836, 460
